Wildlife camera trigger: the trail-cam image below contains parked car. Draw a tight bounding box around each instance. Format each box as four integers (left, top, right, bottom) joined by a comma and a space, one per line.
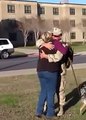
0, 38, 14, 59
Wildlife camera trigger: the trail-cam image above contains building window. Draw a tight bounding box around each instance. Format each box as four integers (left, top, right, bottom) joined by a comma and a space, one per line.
82, 8, 86, 15
83, 32, 85, 39
70, 32, 76, 39
24, 5, 31, 14
83, 32, 86, 39
82, 19, 86, 27
70, 8, 75, 15
53, 8, 59, 15
53, 20, 59, 27
40, 7, 45, 14
7, 5, 15, 13
70, 20, 75, 27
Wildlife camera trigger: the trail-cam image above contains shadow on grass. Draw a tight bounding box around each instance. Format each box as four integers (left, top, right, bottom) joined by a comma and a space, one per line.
64, 87, 80, 112
64, 81, 86, 113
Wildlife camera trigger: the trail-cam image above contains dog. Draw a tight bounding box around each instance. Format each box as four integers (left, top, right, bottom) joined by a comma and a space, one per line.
80, 83, 86, 115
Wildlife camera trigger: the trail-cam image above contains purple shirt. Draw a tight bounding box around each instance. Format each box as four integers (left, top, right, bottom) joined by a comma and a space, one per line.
52, 39, 68, 55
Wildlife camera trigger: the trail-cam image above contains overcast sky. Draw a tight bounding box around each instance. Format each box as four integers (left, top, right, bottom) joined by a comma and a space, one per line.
36, 0, 86, 4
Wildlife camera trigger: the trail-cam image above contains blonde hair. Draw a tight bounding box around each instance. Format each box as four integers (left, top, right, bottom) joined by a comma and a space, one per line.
41, 32, 52, 43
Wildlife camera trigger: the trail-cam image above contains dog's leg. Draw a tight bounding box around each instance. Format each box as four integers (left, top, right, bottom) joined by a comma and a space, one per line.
80, 103, 86, 115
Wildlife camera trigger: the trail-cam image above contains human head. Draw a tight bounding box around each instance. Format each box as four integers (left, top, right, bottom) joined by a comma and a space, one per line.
41, 31, 52, 43
51, 27, 62, 40
52, 27, 62, 36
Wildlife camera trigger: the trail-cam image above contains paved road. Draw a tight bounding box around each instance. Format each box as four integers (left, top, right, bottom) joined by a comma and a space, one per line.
0, 56, 38, 71
0, 48, 86, 77
0, 52, 86, 72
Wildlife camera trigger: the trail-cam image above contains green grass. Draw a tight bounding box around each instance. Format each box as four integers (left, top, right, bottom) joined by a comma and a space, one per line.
0, 69, 86, 120
14, 42, 86, 57
12, 51, 25, 55
0, 94, 19, 106
19, 45, 37, 49
19, 42, 86, 52
71, 42, 86, 52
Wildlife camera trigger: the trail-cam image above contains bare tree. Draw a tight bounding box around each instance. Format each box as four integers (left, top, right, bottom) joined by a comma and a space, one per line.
38, 17, 53, 32
76, 19, 86, 44
81, 19, 86, 44
59, 18, 71, 43
19, 17, 30, 46
19, 17, 40, 46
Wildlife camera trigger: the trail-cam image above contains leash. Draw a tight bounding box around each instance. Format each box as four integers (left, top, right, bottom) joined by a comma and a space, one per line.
68, 58, 81, 97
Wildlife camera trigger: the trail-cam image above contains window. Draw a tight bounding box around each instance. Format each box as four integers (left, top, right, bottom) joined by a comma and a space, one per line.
53, 8, 59, 15
70, 32, 76, 39
83, 32, 86, 39
24, 5, 31, 14
82, 8, 86, 15
82, 19, 86, 27
70, 8, 75, 15
0, 40, 8, 45
53, 20, 59, 27
7, 5, 15, 13
70, 20, 75, 27
83, 32, 85, 39
40, 7, 45, 14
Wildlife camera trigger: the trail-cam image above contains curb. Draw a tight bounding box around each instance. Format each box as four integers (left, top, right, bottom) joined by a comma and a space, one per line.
0, 63, 86, 77
0, 68, 37, 77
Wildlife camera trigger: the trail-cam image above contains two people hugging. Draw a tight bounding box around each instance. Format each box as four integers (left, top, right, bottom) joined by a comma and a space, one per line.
35, 27, 68, 119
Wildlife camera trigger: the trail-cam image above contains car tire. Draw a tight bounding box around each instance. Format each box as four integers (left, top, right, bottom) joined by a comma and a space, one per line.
1, 51, 9, 59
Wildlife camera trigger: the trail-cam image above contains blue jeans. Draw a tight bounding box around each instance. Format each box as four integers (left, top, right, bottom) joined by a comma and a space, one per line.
36, 71, 60, 117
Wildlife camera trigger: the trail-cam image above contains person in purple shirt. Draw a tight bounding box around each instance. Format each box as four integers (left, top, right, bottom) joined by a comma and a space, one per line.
40, 28, 68, 55
51, 28, 68, 55
37, 28, 68, 116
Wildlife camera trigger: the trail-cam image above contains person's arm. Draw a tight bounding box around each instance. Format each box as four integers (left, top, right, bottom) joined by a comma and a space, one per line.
48, 51, 63, 62
36, 39, 54, 50
36, 39, 44, 48
40, 50, 63, 62
36, 39, 63, 62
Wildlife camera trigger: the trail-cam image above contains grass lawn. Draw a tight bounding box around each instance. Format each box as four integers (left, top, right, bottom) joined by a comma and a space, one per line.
18, 42, 86, 52
71, 42, 86, 52
19, 45, 37, 49
0, 69, 86, 120
13, 42, 86, 57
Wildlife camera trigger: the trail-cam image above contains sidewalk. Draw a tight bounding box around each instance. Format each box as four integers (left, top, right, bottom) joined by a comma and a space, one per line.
0, 48, 86, 77
15, 48, 38, 55
15, 47, 86, 56
0, 63, 86, 77
0, 68, 37, 77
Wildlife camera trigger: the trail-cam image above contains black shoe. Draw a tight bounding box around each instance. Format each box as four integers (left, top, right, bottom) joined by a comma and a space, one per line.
35, 114, 42, 118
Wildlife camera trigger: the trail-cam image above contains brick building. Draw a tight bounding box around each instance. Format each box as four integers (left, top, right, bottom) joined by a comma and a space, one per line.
0, 0, 86, 46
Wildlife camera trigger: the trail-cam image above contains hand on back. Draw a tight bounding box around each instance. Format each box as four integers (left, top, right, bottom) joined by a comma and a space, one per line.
40, 50, 48, 59
42, 42, 54, 50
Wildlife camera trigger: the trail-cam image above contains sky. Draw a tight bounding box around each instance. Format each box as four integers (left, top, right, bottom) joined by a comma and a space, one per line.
36, 0, 86, 4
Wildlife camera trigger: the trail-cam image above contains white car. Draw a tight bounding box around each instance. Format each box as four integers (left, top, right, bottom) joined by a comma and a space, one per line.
0, 38, 14, 59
